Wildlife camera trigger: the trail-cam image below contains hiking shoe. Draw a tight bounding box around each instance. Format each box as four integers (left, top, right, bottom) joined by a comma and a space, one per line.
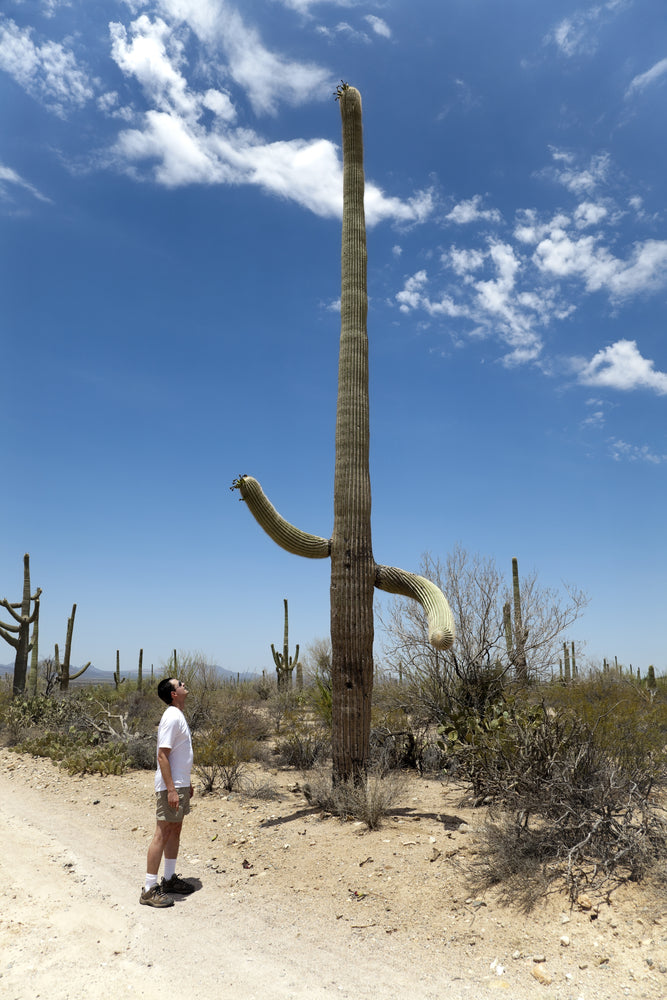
140, 882, 174, 908
162, 873, 195, 895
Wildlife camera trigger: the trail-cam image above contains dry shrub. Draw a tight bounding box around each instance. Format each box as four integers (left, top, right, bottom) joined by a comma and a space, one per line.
452, 702, 667, 902
302, 767, 405, 830
274, 723, 330, 769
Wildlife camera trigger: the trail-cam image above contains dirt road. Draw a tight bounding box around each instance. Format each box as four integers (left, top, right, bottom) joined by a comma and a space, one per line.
1, 750, 665, 1000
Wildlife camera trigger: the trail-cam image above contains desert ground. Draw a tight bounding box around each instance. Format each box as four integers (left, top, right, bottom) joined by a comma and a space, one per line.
1, 747, 665, 1000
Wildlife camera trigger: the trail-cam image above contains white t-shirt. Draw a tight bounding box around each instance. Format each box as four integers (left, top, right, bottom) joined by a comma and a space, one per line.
154, 705, 194, 793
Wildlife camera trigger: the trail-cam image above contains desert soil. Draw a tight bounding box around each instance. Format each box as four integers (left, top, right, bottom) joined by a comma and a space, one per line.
1, 747, 665, 1000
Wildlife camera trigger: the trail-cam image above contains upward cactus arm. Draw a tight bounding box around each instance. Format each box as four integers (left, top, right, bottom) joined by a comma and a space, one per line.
375, 564, 456, 650
232, 476, 330, 559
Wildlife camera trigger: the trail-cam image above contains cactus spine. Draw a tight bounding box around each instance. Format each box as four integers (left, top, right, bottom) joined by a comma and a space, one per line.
271, 598, 299, 691
0, 554, 42, 697
232, 85, 454, 783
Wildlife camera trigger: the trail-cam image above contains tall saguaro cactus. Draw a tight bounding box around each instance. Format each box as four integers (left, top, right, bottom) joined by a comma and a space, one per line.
57, 603, 91, 691
232, 85, 454, 783
503, 556, 529, 685
271, 598, 299, 691
0, 553, 42, 697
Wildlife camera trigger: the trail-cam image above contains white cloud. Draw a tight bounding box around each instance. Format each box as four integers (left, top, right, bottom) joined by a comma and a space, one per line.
626, 58, 667, 98
365, 16, 391, 39
609, 438, 667, 464
0, 16, 95, 116
574, 201, 608, 228
0, 163, 51, 203
145, 0, 332, 115
110, 16, 199, 119
549, 149, 610, 195
275, 0, 357, 11
316, 22, 370, 43
534, 229, 667, 299
446, 247, 485, 276
548, 2, 628, 58
445, 195, 501, 225
578, 340, 667, 395
396, 245, 547, 365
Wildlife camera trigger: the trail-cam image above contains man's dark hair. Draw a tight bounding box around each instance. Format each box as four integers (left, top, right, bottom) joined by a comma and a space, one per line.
157, 678, 175, 706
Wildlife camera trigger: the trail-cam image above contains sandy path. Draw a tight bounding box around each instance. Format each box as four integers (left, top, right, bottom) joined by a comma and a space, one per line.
0, 760, 466, 1000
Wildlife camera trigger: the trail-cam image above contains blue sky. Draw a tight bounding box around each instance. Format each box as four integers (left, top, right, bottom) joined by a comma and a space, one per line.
1, 0, 665, 678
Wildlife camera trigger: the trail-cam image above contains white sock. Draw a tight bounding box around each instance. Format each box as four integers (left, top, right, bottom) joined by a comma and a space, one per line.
163, 858, 177, 880
144, 873, 158, 893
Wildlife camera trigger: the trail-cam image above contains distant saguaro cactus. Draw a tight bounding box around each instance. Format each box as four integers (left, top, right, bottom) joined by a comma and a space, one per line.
503, 557, 529, 684
0, 553, 42, 697
114, 649, 126, 688
57, 604, 91, 691
271, 598, 299, 692
563, 641, 571, 682
232, 85, 454, 783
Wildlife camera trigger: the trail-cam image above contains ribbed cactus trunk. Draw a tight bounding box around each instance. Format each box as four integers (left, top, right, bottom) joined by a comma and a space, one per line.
232, 85, 455, 786
58, 604, 90, 691
13, 555, 33, 696
511, 557, 529, 685
330, 85, 375, 784
28, 607, 40, 696
0, 554, 41, 698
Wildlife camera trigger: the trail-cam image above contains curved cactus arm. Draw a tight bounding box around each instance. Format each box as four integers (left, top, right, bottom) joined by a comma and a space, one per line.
375, 564, 456, 650
271, 643, 284, 668
70, 662, 91, 681
0, 599, 24, 625
232, 476, 331, 559
0, 624, 20, 646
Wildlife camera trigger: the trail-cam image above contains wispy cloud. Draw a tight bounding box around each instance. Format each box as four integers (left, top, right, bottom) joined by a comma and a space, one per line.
0, 163, 51, 204
99, 6, 431, 224
445, 195, 501, 225
275, 0, 358, 12
365, 16, 391, 40
577, 340, 667, 395
0, 16, 95, 117
609, 438, 667, 464
547, 1, 628, 58
625, 57, 667, 98
394, 144, 667, 371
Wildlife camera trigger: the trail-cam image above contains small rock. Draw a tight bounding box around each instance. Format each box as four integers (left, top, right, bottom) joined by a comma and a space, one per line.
560, 935, 570, 947
577, 893, 593, 910
531, 966, 553, 986
532, 954, 547, 963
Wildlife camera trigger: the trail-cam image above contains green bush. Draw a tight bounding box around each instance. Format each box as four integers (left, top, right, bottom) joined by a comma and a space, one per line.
14, 729, 131, 776
442, 699, 667, 900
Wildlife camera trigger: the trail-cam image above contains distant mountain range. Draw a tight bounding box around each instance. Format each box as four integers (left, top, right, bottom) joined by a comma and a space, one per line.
0, 663, 260, 686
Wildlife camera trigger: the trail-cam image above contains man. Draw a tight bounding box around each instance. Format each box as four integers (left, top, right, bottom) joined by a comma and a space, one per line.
140, 677, 196, 907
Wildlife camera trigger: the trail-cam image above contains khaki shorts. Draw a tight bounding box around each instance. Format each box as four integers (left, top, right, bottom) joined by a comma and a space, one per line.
155, 787, 191, 823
